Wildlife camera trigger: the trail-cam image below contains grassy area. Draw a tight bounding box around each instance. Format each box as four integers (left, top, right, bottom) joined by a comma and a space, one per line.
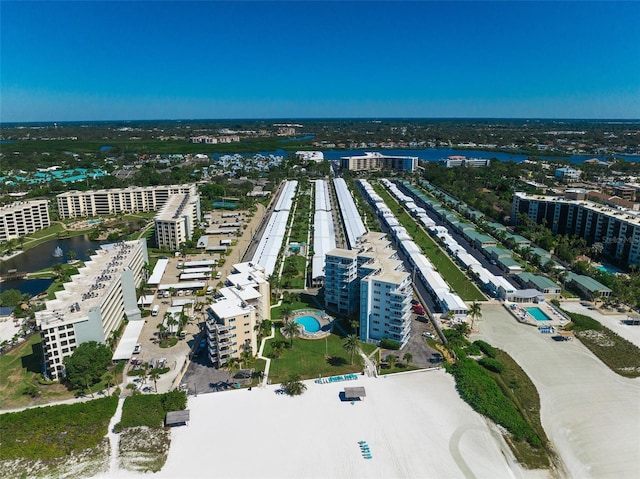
489, 350, 552, 469
281, 255, 307, 289
373, 184, 485, 301
562, 309, 640, 378
441, 330, 554, 470
0, 395, 118, 461
264, 331, 365, 384
0, 335, 75, 409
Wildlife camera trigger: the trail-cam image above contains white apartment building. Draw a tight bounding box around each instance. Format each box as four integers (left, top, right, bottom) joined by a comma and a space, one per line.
555, 167, 582, 181
205, 262, 270, 367
0, 199, 51, 242
35, 239, 148, 380
439, 156, 491, 168
56, 184, 198, 219
512, 192, 640, 267
340, 152, 417, 172
154, 193, 201, 251
325, 233, 413, 347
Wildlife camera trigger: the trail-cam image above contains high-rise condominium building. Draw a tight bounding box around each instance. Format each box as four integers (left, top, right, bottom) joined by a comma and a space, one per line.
325, 232, 413, 347
56, 184, 198, 219
205, 262, 270, 367
340, 152, 417, 172
35, 239, 148, 380
0, 199, 50, 242
512, 192, 640, 267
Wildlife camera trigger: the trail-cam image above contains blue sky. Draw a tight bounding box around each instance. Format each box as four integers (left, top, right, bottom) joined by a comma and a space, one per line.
2, 1, 639, 121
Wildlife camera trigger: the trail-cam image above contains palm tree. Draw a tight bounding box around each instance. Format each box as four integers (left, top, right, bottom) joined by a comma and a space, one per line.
386, 355, 397, 370
156, 322, 167, 342
240, 349, 253, 369
282, 320, 300, 349
102, 371, 115, 395
225, 357, 240, 379
469, 301, 482, 330
149, 369, 160, 392
343, 334, 359, 365
51, 262, 63, 279
281, 374, 307, 396
403, 352, 413, 366
270, 340, 286, 359
280, 304, 293, 323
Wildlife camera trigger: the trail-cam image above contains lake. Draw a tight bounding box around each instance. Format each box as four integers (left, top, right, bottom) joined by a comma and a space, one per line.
1, 235, 102, 274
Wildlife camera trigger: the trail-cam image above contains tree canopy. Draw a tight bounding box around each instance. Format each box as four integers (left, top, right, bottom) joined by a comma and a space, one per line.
63, 341, 112, 390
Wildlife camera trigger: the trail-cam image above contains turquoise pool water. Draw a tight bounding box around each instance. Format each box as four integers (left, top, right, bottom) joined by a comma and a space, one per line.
295, 315, 321, 333
526, 307, 552, 321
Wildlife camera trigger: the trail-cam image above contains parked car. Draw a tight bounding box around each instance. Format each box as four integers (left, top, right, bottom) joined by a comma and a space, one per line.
412, 304, 425, 315
422, 332, 435, 339
133, 343, 142, 354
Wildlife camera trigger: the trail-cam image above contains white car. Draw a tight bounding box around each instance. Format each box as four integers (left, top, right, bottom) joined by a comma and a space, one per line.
422, 332, 435, 339
133, 343, 142, 354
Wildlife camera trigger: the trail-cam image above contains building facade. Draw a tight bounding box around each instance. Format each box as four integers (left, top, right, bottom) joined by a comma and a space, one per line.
325, 233, 412, 347
0, 199, 51, 243
340, 152, 417, 172
512, 192, 640, 267
35, 239, 148, 380
154, 193, 201, 251
56, 184, 198, 219
205, 262, 270, 367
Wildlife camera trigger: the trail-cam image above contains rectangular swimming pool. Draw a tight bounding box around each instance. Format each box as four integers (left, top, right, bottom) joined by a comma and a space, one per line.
526, 307, 552, 321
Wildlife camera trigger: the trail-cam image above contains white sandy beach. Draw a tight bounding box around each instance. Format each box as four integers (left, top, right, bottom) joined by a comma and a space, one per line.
101, 369, 545, 479
474, 304, 640, 479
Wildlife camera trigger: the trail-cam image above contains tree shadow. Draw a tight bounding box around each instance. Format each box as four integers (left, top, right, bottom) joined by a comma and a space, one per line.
326, 356, 347, 367
21, 340, 44, 374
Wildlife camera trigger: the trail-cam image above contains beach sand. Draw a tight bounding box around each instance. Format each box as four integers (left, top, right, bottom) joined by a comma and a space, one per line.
474, 304, 640, 479
101, 369, 543, 479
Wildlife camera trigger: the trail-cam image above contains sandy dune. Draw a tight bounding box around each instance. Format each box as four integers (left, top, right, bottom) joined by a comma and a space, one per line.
474, 304, 640, 479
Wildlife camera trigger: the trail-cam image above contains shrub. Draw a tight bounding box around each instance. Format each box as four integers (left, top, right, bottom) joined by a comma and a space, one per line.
448, 357, 541, 447
379, 338, 401, 350
479, 357, 505, 373
473, 340, 497, 358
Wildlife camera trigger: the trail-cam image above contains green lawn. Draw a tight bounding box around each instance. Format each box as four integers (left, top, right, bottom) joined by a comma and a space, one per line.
0, 334, 75, 409
281, 255, 307, 289
373, 185, 485, 302
264, 331, 365, 384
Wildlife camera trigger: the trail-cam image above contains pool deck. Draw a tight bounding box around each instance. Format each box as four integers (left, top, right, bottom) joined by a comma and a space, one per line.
291, 309, 333, 339
504, 301, 570, 329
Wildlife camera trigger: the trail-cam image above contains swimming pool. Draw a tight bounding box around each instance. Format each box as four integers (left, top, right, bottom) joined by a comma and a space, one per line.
295, 315, 321, 333
526, 307, 552, 321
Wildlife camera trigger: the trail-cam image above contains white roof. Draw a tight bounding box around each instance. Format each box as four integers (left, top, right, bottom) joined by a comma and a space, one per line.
158, 282, 205, 290
172, 299, 196, 307
112, 320, 145, 361
333, 178, 366, 249
138, 295, 154, 306
274, 180, 298, 212
180, 272, 211, 280
315, 180, 332, 212
181, 267, 213, 274
440, 291, 468, 313
182, 259, 218, 268
148, 258, 169, 285
252, 209, 290, 277
312, 210, 336, 280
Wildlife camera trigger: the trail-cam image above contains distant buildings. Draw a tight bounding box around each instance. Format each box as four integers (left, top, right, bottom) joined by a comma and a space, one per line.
295, 151, 324, 163
555, 167, 582, 181
35, 239, 148, 380
189, 135, 240, 144
0, 199, 50, 243
340, 152, 417, 172
512, 192, 640, 266
205, 262, 270, 367
439, 156, 491, 168
325, 232, 413, 347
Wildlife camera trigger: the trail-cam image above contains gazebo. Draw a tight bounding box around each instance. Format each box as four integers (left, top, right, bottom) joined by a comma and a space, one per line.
344, 387, 366, 401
